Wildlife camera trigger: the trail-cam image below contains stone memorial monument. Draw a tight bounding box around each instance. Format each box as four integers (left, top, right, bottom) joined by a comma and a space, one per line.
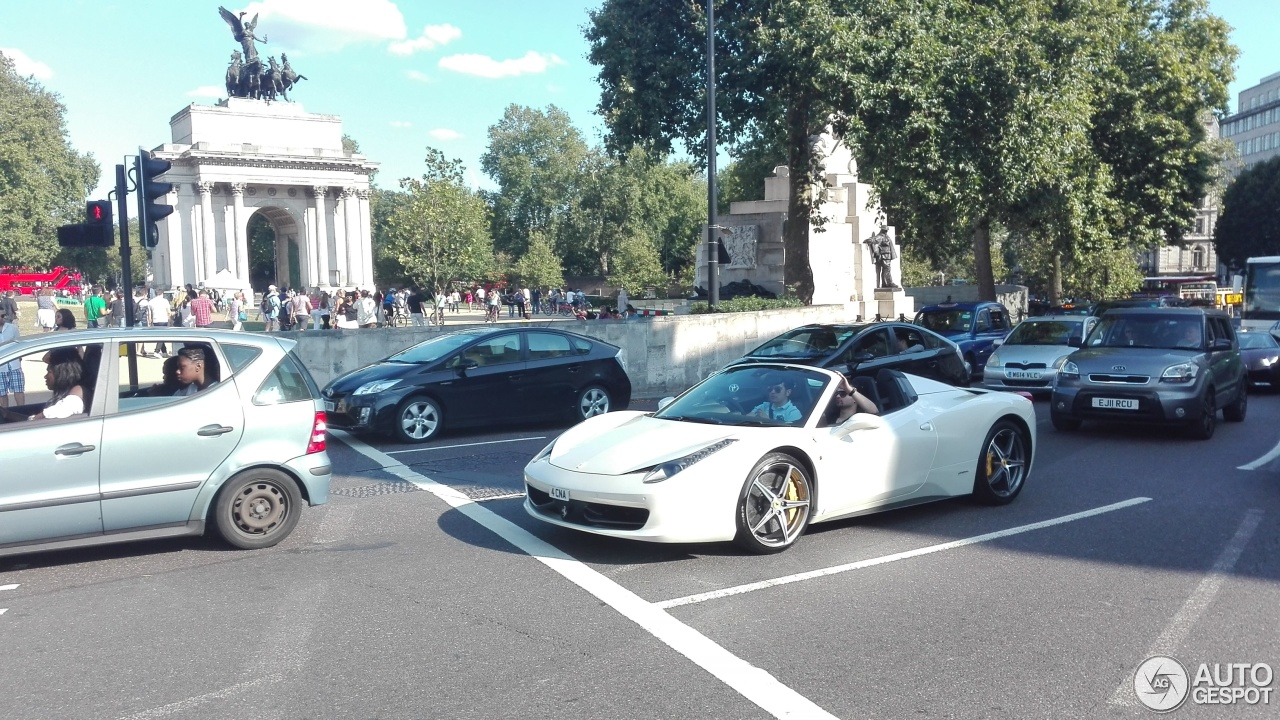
698, 131, 913, 319
146, 8, 378, 294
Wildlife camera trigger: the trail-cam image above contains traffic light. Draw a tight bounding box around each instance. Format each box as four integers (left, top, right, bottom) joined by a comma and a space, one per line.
137, 151, 173, 248
56, 200, 114, 247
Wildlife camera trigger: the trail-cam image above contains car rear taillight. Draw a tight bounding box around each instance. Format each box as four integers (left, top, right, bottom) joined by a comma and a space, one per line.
307, 411, 327, 454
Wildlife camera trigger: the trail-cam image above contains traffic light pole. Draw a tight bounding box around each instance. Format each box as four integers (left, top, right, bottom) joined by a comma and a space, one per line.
116, 162, 139, 389
115, 163, 135, 326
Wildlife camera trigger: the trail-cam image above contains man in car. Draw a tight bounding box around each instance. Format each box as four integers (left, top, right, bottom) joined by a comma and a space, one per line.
1176, 322, 1203, 349
749, 377, 803, 423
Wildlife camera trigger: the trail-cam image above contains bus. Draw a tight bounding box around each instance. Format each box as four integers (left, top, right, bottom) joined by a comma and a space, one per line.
0, 266, 84, 296
1137, 275, 1217, 302
1242, 256, 1280, 333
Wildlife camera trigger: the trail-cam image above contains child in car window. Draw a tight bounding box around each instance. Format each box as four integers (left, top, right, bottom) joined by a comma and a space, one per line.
173, 347, 219, 396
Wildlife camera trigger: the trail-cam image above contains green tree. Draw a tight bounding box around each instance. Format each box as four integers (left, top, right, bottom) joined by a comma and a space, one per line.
386, 150, 493, 296
513, 231, 565, 289
1214, 157, 1280, 270
587, 0, 868, 303
481, 105, 589, 257
607, 233, 666, 295
0, 53, 99, 268
371, 188, 413, 288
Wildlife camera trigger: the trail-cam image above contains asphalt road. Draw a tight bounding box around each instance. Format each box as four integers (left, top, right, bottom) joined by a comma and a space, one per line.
3, 395, 1279, 719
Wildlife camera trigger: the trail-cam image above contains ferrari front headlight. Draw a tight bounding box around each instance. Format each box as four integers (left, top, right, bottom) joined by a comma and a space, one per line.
531, 437, 558, 463
642, 439, 737, 484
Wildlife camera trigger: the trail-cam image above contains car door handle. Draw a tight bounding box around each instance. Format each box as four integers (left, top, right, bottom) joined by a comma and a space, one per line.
918, 422, 934, 431
197, 425, 235, 437
55, 443, 97, 456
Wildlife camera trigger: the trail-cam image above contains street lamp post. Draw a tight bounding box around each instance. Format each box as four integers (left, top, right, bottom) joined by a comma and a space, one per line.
706, 0, 719, 308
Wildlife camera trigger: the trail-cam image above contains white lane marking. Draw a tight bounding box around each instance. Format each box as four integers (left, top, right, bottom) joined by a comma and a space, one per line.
385, 436, 547, 454
116, 674, 284, 720
474, 492, 526, 502
1238, 437, 1280, 469
1109, 508, 1264, 707
0, 583, 15, 616
334, 429, 838, 720
658, 497, 1152, 609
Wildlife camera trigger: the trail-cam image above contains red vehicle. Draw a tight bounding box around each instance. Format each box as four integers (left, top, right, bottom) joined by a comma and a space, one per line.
0, 266, 84, 296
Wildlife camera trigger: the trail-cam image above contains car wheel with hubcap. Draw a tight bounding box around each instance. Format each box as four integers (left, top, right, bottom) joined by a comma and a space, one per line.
1223, 383, 1247, 422
1187, 389, 1216, 440
972, 420, 1029, 505
734, 452, 812, 554
396, 395, 442, 442
211, 469, 303, 549
576, 385, 611, 421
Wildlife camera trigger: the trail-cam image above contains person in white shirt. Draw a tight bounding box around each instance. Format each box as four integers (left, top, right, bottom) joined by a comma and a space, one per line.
0, 312, 24, 407
356, 290, 378, 328
0, 350, 84, 421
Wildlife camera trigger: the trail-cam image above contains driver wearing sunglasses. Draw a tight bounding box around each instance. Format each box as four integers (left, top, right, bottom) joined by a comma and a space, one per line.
748, 377, 803, 423
828, 378, 879, 425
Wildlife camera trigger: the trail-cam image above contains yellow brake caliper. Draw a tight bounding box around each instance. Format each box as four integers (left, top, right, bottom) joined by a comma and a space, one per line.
785, 469, 800, 524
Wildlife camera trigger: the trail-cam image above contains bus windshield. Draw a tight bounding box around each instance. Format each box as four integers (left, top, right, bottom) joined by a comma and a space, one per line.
1244, 260, 1280, 322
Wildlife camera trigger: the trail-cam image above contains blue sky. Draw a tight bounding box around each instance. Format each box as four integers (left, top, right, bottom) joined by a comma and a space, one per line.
1, 0, 1276, 200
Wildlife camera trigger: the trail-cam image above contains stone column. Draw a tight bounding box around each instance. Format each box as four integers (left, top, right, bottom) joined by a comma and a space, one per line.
357, 189, 373, 288
340, 187, 358, 288
312, 186, 331, 289
164, 185, 185, 290
229, 183, 249, 288
197, 181, 217, 279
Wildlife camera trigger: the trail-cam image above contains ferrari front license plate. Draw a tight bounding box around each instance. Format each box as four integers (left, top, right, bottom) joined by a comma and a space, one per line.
1092, 397, 1138, 410
549, 487, 571, 501
1006, 370, 1042, 380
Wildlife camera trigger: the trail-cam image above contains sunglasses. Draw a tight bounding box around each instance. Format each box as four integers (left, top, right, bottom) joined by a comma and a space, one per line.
835, 389, 854, 398
768, 385, 787, 393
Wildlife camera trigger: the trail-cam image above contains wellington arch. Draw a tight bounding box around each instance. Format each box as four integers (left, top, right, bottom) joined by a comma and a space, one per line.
148, 98, 379, 294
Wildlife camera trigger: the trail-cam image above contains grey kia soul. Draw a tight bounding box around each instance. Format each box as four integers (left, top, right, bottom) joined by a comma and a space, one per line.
1050, 308, 1246, 439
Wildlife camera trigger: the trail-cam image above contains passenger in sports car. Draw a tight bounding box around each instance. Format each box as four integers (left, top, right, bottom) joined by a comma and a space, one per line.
824, 378, 878, 426
748, 377, 803, 423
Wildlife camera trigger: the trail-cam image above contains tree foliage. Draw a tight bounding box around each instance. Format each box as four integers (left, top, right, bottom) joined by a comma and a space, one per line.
385, 149, 493, 295
0, 53, 99, 268
512, 231, 565, 289
607, 232, 667, 295
1214, 157, 1280, 270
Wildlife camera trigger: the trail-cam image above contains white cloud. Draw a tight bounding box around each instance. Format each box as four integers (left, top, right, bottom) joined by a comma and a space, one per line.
405, 69, 430, 83
238, 0, 406, 52
0, 48, 53, 80
388, 24, 461, 56
429, 128, 461, 141
438, 51, 564, 79
389, 120, 412, 128
186, 85, 226, 98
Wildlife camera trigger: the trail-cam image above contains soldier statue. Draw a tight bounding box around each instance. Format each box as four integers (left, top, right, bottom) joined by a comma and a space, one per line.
863, 226, 900, 289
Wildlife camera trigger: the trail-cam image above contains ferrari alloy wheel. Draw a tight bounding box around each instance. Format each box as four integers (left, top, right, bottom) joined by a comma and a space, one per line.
734, 452, 812, 554
972, 420, 1028, 505
396, 396, 442, 443
211, 469, 303, 549
577, 385, 611, 420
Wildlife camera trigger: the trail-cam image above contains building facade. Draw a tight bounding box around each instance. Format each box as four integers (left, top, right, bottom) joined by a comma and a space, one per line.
1221, 71, 1280, 172
150, 99, 379, 294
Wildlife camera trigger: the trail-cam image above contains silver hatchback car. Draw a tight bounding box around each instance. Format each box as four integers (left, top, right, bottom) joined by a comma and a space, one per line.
0, 328, 331, 557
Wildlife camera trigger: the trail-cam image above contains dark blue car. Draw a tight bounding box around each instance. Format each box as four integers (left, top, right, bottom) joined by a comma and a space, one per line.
914, 301, 1014, 379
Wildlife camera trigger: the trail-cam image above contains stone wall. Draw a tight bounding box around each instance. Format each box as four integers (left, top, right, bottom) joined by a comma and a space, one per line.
284, 305, 855, 399
903, 285, 1030, 321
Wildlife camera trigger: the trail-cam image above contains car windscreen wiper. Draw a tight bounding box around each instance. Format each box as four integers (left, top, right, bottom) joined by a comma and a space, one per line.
655, 415, 726, 425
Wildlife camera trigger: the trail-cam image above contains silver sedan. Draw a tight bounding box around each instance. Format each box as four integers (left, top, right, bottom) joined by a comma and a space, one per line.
982, 315, 1099, 395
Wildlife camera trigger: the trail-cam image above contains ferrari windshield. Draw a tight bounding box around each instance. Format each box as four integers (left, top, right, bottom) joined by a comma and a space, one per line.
1005, 320, 1083, 346
916, 309, 973, 334
1085, 314, 1205, 351
655, 366, 832, 427
747, 327, 860, 358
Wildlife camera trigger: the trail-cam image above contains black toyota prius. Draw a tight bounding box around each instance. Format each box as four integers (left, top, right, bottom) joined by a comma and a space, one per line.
322, 328, 632, 442
726, 322, 971, 387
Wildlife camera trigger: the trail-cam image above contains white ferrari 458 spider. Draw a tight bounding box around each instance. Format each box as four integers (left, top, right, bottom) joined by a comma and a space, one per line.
524, 363, 1036, 553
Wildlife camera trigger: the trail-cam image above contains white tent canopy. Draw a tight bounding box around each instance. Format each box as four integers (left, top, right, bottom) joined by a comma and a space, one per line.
200, 269, 246, 292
